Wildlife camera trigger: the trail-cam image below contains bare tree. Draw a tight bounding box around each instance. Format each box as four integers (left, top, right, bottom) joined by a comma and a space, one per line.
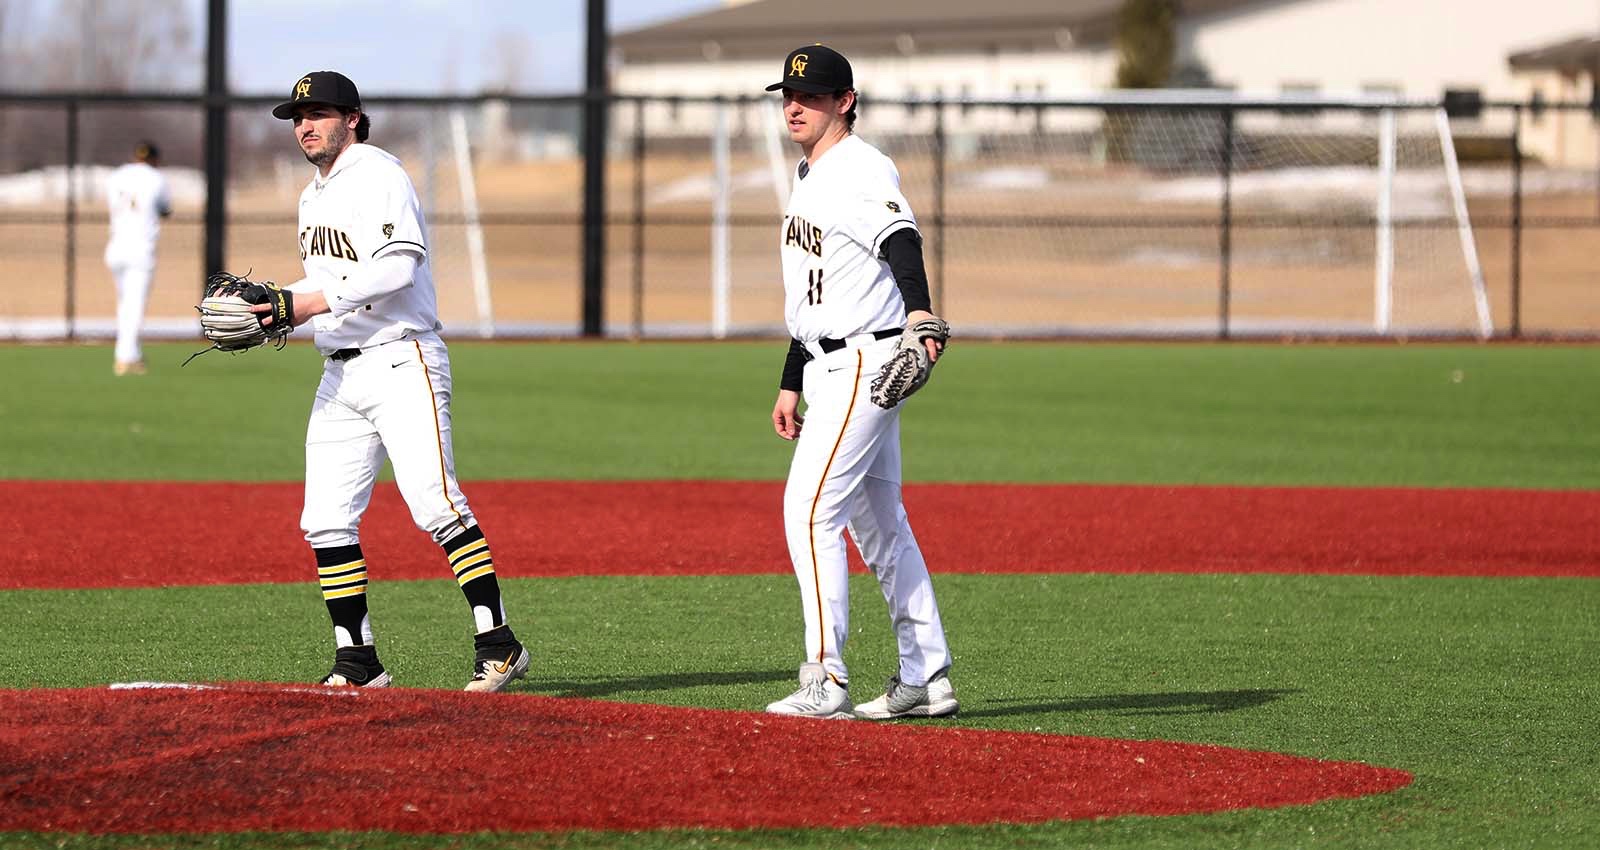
3, 0, 195, 91
0, 0, 16, 167
1104, 0, 1180, 164
485, 31, 533, 94
0, 0, 16, 59
1114, 0, 1178, 89
0, 0, 202, 171
0, 0, 43, 89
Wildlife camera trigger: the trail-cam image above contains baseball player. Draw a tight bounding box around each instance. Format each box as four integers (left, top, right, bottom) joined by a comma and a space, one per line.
259, 71, 528, 692
763, 45, 959, 720
103, 140, 171, 376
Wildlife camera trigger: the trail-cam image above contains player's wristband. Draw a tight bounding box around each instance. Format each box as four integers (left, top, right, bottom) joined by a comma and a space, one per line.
780, 338, 807, 391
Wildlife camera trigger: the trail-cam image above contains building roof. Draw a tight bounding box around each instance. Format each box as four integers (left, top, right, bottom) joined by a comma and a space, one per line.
1507, 34, 1600, 74
614, 0, 1263, 62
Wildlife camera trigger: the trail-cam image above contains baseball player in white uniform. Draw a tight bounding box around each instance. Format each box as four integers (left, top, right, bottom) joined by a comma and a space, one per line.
259, 71, 529, 692
103, 141, 171, 375
763, 45, 959, 720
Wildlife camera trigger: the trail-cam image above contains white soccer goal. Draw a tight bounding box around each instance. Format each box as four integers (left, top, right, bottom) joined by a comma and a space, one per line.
448, 108, 495, 338
1091, 93, 1491, 338
1374, 106, 1492, 338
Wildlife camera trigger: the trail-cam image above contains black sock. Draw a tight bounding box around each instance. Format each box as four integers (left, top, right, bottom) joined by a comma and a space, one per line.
315, 543, 370, 647
441, 525, 508, 631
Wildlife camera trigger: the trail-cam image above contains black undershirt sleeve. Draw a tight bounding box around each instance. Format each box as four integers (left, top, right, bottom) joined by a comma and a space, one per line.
881, 229, 932, 315
779, 338, 808, 392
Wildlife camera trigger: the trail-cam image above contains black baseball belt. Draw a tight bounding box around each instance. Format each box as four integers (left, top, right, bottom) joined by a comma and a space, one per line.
816, 328, 899, 354
327, 334, 416, 362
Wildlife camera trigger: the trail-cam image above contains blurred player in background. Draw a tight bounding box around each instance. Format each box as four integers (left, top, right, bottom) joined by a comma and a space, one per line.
103, 140, 171, 375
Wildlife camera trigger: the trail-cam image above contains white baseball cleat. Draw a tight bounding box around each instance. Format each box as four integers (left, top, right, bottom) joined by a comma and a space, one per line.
854, 672, 959, 719
766, 662, 854, 719
465, 642, 530, 693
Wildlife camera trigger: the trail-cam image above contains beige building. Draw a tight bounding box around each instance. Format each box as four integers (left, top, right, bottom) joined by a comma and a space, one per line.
615, 0, 1595, 106
1509, 35, 1599, 168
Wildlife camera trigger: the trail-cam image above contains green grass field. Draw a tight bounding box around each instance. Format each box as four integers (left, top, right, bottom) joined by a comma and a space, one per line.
3, 341, 1598, 849
5, 340, 1600, 486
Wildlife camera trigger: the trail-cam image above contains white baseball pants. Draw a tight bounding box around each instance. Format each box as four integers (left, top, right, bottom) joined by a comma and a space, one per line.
301, 333, 477, 549
107, 260, 152, 364
783, 336, 952, 688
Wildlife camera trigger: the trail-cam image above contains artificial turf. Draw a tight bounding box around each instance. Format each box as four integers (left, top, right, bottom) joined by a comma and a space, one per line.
0, 572, 1595, 848
3, 340, 1597, 487
2, 340, 1597, 848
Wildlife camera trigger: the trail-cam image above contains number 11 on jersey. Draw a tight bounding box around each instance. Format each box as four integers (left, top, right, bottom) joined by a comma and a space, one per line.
806, 269, 823, 305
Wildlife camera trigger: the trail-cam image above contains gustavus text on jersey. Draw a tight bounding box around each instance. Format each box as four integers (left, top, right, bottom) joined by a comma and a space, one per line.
300, 225, 359, 262
783, 215, 823, 258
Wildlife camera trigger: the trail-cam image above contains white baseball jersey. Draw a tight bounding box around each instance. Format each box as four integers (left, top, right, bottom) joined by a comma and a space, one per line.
290, 143, 441, 355
103, 162, 170, 268
781, 135, 918, 342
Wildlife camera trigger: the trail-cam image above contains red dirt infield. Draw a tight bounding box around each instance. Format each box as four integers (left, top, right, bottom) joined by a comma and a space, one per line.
0, 683, 1413, 834
4, 480, 1597, 590
0, 480, 1459, 835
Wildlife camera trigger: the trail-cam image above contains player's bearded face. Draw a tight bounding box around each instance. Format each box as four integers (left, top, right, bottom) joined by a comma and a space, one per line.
294, 108, 355, 169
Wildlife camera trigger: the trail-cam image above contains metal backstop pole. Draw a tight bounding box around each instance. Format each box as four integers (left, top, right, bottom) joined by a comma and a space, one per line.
65, 101, 78, 340
1510, 104, 1523, 339
631, 98, 645, 340
1217, 108, 1235, 341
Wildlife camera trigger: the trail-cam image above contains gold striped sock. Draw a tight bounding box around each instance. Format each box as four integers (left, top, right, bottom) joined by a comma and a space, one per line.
447, 538, 495, 587
318, 558, 368, 601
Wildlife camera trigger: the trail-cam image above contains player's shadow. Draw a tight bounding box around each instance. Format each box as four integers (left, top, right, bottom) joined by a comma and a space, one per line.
957, 688, 1298, 719
536, 669, 794, 699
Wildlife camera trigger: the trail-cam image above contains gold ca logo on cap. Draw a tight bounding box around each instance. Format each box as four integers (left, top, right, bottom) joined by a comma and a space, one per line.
295, 77, 312, 99
789, 54, 808, 78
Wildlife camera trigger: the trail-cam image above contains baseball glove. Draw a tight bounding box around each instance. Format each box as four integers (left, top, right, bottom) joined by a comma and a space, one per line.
184, 272, 295, 365
869, 316, 951, 409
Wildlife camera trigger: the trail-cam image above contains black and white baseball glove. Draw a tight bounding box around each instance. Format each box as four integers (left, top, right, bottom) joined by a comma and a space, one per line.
185, 272, 295, 364
869, 316, 951, 409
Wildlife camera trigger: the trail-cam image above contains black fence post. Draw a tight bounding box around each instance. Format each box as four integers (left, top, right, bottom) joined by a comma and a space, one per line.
203, 0, 227, 282
932, 98, 946, 311
631, 98, 645, 340
1510, 104, 1523, 339
580, 0, 608, 337
64, 100, 78, 341
1217, 107, 1235, 341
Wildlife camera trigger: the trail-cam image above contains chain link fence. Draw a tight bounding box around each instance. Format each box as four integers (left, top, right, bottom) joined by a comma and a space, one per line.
2, 92, 1596, 340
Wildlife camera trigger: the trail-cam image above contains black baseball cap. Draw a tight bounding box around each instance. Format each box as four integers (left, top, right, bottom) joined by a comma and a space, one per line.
272, 71, 362, 120
765, 44, 853, 94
